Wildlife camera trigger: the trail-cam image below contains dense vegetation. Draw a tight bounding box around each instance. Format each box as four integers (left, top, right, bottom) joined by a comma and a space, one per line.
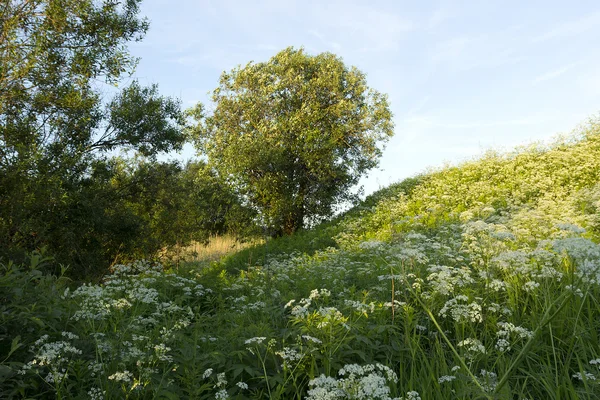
189, 47, 394, 236
2, 1, 600, 399
1, 1, 390, 278
2, 120, 600, 399
0, 0, 255, 278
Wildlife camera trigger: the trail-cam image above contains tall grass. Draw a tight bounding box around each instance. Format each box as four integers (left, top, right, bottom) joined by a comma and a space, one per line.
184, 235, 262, 263
2, 120, 600, 399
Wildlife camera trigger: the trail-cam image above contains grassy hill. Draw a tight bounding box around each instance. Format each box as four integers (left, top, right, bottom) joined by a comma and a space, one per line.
224, 120, 600, 271
2, 119, 600, 399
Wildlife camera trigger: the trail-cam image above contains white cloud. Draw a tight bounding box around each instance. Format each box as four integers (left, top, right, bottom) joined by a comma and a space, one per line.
308, 30, 342, 52
311, 2, 414, 52
400, 112, 565, 131
430, 36, 474, 63
532, 11, 600, 43
533, 62, 578, 84
429, 30, 526, 72
427, 6, 454, 30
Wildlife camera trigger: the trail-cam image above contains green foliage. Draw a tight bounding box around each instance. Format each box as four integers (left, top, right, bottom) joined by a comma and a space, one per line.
189, 46, 394, 236
221, 226, 337, 274
0, 0, 150, 154
100, 80, 186, 156
332, 119, 600, 247
2, 10, 600, 396
0, 1, 209, 276
111, 158, 257, 263
4, 121, 600, 399
0, 250, 72, 397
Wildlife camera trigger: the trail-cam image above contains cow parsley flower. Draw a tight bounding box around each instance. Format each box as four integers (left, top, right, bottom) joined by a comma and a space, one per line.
427, 265, 474, 296
458, 338, 486, 358
302, 335, 323, 344
478, 370, 497, 392
438, 375, 456, 383
573, 372, 596, 381
401, 391, 421, 400
359, 240, 386, 250
523, 281, 540, 292
244, 337, 266, 345
309, 288, 331, 300
88, 387, 105, 400
439, 296, 483, 323
276, 347, 303, 368
216, 372, 227, 388
108, 370, 133, 383
496, 321, 533, 352
306, 363, 399, 400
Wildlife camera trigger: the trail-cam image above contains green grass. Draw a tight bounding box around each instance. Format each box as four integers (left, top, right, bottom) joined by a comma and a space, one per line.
2, 119, 600, 399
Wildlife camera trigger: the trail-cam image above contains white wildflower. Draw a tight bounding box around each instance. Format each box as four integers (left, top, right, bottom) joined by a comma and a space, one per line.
438, 375, 456, 383
573, 372, 596, 381
216, 372, 227, 388
302, 335, 322, 344
458, 338, 486, 358
439, 296, 482, 323
402, 391, 421, 400
523, 281, 540, 292
108, 370, 133, 383
284, 299, 296, 308
244, 337, 266, 345
478, 370, 497, 392
88, 387, 105, 400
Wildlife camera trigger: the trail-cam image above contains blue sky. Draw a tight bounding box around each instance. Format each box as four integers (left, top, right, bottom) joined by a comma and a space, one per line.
128, 0, 600, 195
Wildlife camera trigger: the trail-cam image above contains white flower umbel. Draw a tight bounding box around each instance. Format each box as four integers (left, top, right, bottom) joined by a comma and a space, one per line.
400, 391, 421, 400
244, 337, 266, 345
302, 335, 323, 344
20, 335, 82, 386
309, 288, 331, 300
438, 375, 456, 383
572, 358, 600, 381
478, 370, 498, 393
88, 387, 105, 400
458, 338, 487, 359
306, 363, 399, 400
495, 322, 534, 352
108, 370, 133, 383
426, 265, 474, 296
439, 295, 483, 323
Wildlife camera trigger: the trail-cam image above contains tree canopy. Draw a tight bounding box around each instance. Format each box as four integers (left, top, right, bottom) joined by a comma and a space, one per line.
0, 1, 205, 275
190, 47, 394, 236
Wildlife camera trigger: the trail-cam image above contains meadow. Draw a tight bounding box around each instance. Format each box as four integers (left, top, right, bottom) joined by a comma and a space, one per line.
2, 119, 600, 399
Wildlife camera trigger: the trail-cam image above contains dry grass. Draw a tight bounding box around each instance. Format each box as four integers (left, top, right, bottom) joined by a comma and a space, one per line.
178, 235, 261, 263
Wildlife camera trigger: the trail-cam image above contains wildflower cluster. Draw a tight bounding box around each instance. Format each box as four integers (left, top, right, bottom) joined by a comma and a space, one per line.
306, 364, 400, 400
6, 126, 600, 399
20, 333, 82, 386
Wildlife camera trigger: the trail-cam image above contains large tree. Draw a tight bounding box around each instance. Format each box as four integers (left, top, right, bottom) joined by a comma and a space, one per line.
190, 47, 394, 236
0, 0, 187, 273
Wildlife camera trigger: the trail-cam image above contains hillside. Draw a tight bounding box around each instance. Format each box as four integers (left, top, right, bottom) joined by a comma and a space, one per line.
2, 120, 600, 399
225, 120, 600, 271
